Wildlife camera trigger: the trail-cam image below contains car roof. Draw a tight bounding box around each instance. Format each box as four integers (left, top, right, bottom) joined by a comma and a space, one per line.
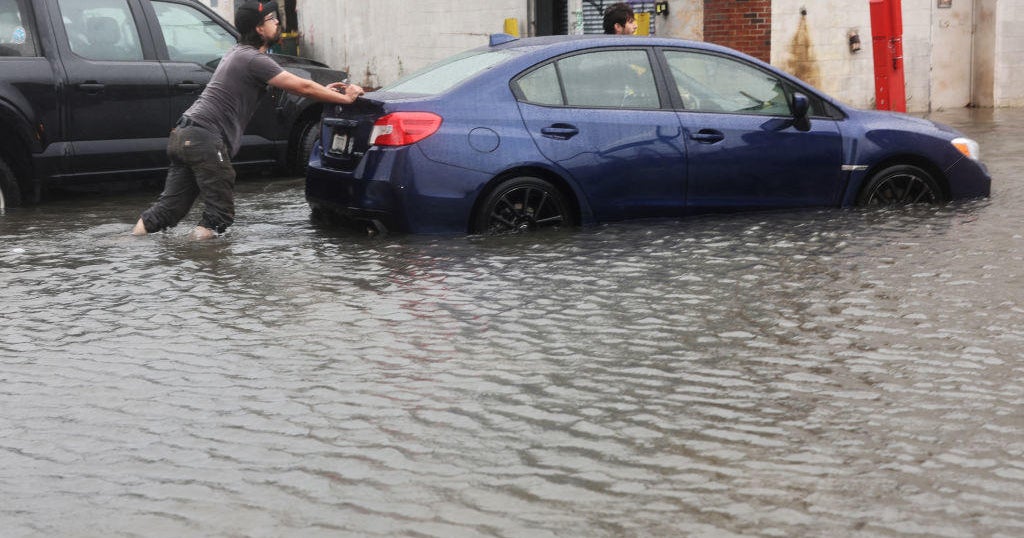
489, 34, 746, 59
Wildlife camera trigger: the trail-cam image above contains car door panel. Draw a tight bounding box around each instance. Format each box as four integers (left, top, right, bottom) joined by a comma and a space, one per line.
662, 49, 844, 210
514, 48, 687, 221
679, 112, 843, 209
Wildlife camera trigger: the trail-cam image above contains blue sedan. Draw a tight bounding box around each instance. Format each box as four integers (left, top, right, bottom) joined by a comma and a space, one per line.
305, 35, 990, 234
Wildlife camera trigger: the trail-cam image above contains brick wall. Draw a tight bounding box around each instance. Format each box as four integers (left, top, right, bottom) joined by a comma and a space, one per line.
703, 0, 772, 61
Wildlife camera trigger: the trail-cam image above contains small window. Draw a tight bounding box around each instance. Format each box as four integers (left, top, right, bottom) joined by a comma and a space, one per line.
515, 49, 660, 109
58, 0, 143, 61
665, 50, 790, 115
153, 0, 234, 67
0, 0, 38, 57
516, 63, 562, 105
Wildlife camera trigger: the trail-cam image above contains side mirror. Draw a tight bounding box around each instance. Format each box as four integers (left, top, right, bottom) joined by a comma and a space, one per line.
791, 92, 811, 131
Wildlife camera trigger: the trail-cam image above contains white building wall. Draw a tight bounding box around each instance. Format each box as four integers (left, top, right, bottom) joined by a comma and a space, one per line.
770, 1, 874, 109
658, 0, 703, 40
770, 0, 1024, 113
994, 0, 1024, 106
296, 0, 526, 88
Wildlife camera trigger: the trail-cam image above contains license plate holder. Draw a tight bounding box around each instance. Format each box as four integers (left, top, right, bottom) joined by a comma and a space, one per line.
331, 131, 352, 155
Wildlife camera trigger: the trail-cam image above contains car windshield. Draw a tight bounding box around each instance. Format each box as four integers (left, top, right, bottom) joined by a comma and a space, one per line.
380, 50, 517, 95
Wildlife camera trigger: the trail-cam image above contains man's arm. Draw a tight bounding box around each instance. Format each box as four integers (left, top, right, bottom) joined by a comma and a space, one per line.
267, 70, 364, 104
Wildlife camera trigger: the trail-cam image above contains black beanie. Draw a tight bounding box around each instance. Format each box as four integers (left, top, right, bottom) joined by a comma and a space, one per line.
235, 0, 279, 35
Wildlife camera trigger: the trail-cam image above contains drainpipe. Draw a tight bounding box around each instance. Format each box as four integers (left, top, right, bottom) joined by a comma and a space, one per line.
869, 0, 907, 112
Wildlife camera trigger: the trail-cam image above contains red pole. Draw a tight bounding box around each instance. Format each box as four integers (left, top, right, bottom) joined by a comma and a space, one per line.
869, 0, 906, 112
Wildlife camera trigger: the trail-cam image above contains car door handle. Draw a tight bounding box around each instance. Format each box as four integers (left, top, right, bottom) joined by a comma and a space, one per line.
540, 123, 579, 140
176, 82, 203, 92
690, 129, 725, 144
77, 82, 105, 94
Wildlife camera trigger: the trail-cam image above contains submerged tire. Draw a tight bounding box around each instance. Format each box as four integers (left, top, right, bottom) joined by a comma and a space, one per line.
0, 156, 21, 210
473, 176, 573, 234
293, 119, 321, 176
857, 164, 943, 206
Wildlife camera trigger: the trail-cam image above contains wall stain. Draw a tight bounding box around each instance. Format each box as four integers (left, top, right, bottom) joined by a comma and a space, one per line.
785, 9, 821, 88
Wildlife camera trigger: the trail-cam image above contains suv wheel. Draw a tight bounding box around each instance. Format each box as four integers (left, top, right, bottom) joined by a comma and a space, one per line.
293, 119, 320, 176
0, 156, 21, 210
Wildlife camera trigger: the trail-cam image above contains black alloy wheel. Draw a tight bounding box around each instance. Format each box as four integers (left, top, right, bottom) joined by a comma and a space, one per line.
474, 176, 572, 234
857, 164, 943, 206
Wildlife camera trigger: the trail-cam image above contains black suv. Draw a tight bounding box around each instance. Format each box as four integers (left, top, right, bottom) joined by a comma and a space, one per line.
0, 0, 346, 208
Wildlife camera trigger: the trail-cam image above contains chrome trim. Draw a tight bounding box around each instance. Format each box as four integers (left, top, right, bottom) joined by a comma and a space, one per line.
842, 164, 869, 171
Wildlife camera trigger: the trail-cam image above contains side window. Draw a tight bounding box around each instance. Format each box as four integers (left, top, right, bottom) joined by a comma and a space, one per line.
560, 50, 658, 109
514, 49, 660, 109
516, 63, 562, 106
58, 0, 144, 61
0, 0, 38, 57
664, 50, 790, 116
153, 1, 234, 67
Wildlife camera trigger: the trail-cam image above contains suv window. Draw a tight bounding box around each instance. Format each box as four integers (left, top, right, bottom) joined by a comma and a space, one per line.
153, 0, 234, 66
515, 49, 660, 109
0, 0, 37, 57
58, 0, 143, 61
664, 50, 789, 115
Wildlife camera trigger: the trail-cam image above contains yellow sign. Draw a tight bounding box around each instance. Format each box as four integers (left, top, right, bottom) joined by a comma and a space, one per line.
635, 12, 651, 36
503, 18, 520, 37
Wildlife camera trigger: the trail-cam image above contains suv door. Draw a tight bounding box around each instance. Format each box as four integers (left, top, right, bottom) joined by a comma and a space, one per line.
147, 0, 279, 167
53, 0, 170, 177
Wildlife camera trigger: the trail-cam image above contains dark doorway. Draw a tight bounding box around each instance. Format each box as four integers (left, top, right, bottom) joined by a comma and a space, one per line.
535, 0, 568, 35
283, 0, 298, 32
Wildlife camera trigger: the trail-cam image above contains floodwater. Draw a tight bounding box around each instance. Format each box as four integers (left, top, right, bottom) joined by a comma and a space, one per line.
1, 108, 1023, 537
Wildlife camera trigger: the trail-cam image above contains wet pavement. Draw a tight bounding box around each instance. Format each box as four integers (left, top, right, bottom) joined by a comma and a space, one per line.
1, 108, 1023, 537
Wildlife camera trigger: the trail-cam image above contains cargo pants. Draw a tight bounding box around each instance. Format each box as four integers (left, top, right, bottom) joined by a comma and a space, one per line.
139, 122, 235, 234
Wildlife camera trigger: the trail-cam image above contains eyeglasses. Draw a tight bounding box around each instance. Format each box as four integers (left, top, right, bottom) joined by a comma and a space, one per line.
263, 13, 278, 23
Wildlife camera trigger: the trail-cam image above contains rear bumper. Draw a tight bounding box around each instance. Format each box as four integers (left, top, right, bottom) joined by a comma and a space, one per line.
305, 150, 404, 232
304, 142, 488, 234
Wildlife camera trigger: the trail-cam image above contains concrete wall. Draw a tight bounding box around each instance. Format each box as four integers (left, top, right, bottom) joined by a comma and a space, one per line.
994, 0, 1024, 106
770, 1, 874, 109
295, 1, 526, 89
658, 0, 703, 40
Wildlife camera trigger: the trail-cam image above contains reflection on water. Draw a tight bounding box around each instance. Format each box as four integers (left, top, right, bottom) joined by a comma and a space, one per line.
1, 109, 1023, 537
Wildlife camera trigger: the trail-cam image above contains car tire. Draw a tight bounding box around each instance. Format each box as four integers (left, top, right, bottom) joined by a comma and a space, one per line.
0, 156, 21, 210
293, 119, 320, 176
857, 164, 943, 206
473, 176, 573, 234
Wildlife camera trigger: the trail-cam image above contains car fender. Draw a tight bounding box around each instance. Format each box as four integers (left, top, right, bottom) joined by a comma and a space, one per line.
836, 110, 978, 204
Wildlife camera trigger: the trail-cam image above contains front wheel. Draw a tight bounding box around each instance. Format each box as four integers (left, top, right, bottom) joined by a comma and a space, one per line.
857, 164, 943, 206
473, 176, 573, 235
0, 156, 22, 210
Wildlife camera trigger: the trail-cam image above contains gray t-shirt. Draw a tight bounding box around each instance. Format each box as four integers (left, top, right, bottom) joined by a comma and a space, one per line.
185, 44, 284, 157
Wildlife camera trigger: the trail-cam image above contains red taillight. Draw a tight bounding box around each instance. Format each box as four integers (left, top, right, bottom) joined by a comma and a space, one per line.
370, 112, 442, 146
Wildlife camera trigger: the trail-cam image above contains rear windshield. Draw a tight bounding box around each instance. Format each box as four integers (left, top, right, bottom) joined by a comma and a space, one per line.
380, 50, 517, 95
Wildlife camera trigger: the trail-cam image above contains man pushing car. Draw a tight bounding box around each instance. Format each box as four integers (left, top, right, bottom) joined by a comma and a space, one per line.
132, 0, 363, 240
